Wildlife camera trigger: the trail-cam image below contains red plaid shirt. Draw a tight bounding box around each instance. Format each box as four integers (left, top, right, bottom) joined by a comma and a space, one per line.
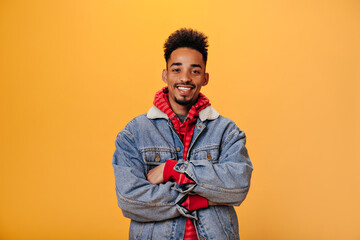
153, 87, 210, 240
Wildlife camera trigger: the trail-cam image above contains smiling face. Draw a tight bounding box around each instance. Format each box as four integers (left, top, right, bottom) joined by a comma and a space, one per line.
162, 47, 209, 114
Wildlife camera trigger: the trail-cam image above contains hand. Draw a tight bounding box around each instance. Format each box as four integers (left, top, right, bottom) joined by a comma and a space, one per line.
208, 200, 227, 206
147, 163, 165, 184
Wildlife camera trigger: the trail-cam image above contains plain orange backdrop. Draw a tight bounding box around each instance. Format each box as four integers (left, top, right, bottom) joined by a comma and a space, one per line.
1, 0, 359, 239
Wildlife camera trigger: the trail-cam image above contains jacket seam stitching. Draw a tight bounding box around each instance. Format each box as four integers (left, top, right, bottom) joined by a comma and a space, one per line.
121, 130, 134, 141
197, 183, 249, 193
214, 206, 230, 240
191, 145, 220, 153
140, 147, 177, 153
223, 129, 238, 146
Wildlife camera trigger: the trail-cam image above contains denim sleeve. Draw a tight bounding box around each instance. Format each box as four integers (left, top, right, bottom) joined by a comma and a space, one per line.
112, 129, 189, 222
176, 126, 253, 206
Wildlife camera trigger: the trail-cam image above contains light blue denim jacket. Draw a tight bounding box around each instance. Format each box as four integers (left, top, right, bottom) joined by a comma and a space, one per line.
113, 106, 253, 240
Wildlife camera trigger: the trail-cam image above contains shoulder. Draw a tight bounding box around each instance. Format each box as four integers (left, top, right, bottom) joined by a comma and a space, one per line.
122, 113, 153, 132
119, 109, 168, 136
199, 106, 237, 128
116, 114, 147, 141
207, 113, 240, 130
206, 114, 246, 141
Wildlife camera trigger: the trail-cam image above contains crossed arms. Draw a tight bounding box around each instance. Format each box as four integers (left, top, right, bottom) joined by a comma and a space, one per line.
112, 123, 253, 222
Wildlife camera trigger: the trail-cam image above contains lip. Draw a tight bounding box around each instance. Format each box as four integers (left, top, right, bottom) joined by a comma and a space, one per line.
174, 83, 195, 89
177, 86, 193, 90
175, 84, 195, 96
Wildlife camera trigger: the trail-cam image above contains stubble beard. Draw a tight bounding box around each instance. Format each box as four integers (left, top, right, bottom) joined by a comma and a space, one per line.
175, 96, 193, 106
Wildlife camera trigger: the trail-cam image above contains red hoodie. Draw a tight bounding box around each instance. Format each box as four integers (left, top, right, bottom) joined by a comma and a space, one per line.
153, 87, 210, 240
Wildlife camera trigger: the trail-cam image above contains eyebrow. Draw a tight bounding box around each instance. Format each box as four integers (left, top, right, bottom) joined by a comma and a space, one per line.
191, 64, 202, 69
170, 62, 182, 67
170, 62, 202, 69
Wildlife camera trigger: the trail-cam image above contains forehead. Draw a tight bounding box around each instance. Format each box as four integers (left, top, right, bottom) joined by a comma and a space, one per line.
168, 47, 205, 66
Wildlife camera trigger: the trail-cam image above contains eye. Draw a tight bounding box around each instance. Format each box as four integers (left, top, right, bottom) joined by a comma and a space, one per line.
192, 70, 200, 74
172, 68, 180, 73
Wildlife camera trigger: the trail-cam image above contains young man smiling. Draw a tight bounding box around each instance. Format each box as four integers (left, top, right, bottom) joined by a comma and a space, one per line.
113, 28, 253, 240
162, 47, 209, 115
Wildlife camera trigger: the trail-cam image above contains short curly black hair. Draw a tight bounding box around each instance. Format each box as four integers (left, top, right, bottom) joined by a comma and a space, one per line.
164, 28, 209, 65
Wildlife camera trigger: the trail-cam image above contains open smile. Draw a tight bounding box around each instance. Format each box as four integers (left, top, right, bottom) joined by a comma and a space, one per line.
175, 85, 195, 96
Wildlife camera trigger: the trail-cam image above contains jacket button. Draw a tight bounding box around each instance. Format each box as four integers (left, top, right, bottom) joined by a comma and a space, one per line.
207, 152, 212, 160
155, 153, 161, 162
176, 147, 181, 152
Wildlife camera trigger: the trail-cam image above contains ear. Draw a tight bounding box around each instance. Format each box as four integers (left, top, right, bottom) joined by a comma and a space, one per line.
202, 73, 209, 86
162, 69, 168, 84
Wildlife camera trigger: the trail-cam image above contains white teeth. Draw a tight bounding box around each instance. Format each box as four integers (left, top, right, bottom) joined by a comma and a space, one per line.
178, 87, 191, 90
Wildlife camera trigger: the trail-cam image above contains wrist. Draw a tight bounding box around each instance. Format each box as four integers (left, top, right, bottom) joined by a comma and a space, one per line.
163, 160, 179, 182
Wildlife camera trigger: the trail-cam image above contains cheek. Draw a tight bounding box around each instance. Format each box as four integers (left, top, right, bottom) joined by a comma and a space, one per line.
167, 78, 177, 85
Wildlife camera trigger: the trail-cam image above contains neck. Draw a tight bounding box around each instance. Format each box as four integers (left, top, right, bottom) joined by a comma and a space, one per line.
168, 98, 192, 116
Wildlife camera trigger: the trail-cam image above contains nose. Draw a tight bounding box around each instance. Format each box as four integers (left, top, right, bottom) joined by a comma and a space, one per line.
179, 71, 191, 83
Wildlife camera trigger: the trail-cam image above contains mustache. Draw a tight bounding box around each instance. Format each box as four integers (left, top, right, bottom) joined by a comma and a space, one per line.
174, 83, 196, 88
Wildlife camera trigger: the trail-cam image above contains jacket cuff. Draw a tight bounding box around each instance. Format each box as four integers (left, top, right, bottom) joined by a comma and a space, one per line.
163, 160, 180, 182
180, 194, 209, 212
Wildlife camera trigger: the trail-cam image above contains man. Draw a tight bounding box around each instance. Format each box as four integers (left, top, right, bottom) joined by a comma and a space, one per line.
113, 28, 253, 240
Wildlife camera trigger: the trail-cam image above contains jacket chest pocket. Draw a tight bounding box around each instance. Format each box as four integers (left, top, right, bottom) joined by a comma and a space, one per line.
141, 149, 176, 172
192, 146, 220, 164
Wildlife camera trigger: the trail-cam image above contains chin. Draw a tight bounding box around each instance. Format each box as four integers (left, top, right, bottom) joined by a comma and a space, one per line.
175, 97, 194, 106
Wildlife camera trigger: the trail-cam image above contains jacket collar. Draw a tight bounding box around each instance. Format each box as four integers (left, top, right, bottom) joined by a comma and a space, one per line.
146, 105, 220, 122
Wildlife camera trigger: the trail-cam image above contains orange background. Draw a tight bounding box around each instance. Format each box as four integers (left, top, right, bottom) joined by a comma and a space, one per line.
1, 0, 359, 239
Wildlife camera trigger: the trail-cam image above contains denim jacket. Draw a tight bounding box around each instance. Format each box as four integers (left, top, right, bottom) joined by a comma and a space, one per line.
112, 105, 253, 240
